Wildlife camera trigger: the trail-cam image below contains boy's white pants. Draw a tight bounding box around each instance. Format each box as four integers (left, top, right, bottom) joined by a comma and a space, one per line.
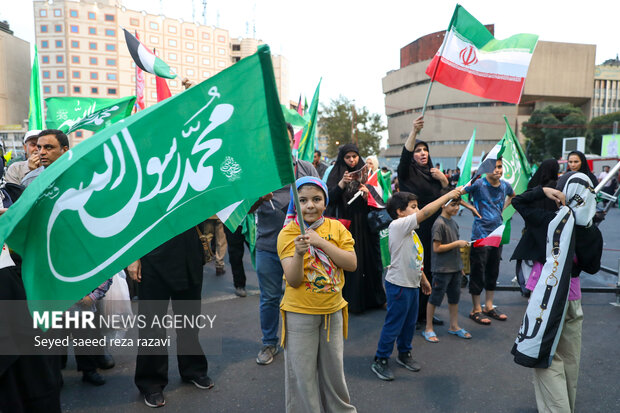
284, 310, 356, 413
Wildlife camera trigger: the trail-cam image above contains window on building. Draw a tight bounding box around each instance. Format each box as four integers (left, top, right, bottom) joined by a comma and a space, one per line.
40, 25, 48, 32
130, 18, 140, 26
55, 40, 63, 48
186, 56, 194, 63
90, 57, 97, 64
168, 52, 177, 61
185, 29, 194, 37
91, 87, 99, 94
105, 29, 115, 36
107, 73, 117, 80
70, 25, 78, 33
54, 9, 61, 17
88, 12, 95, 20
90, 72, 98, 80
73, 86, 81, 93
72, 71, 80, 79
58, 85, 65, 93
150, 36, 159, 44
104, 14, 115, 22
72, 56, 80, 63
218, 48, 225, 55
149, 22, 159, 30
42, 70, 50, 79
185, 42, 194, 50
44, 86, 51, 94
202, 45, 210, 52
186, 69, 194, 76
71, 40, 79, 48
168, 26, 177, 33
40, 9, 47, 17
56, 55, 63, 63
202, 32, 210, 40
107, 88, 117, 95
232, 44, 240, 51
105, 44, 115, 51
41, 40, 48, 48
151, 91, 157, 99
168, 39, 177, 47
202, 71, 210, 77
89, 42, 97, 50
150, 78, 156, 86
217, 61, 225, 68
170, 80, 177, 87
54, 25, 62, 32
106, 59, 116, 66
56, 70, 64, 79
42, 56, 49, 63
233, 56, 240, 62
89, 27, 96, 35
218, 35, 225, 42
202, 58, 210, 65
70, 10, 78, 17
76, 131, 83, 138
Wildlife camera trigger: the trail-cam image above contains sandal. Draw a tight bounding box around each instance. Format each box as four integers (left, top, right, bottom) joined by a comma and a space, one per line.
469, 311, 491, 325
483, 307, 507, 321
421, 330, 439, 343
448, 328, 472, 339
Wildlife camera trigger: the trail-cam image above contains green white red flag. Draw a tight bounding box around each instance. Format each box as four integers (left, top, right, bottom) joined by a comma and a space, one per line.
426, 5, 538, 104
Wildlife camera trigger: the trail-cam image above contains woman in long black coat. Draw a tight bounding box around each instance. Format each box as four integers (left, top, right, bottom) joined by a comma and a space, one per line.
325, 144, 386, 313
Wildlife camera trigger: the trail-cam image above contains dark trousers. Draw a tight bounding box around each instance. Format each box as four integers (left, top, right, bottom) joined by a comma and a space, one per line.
135, 275, 208, 395
224, 226, 247, 288
469, 246, 502, 295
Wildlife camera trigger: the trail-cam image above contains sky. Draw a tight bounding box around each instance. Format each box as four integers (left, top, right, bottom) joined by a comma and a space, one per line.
1, 0, 619, 133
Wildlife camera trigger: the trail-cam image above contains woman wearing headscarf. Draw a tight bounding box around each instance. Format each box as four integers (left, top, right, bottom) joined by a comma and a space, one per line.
567, 151, 598, 186
325, 144, 386, 313
397, 116, 449, 325
366, 155, 379, 176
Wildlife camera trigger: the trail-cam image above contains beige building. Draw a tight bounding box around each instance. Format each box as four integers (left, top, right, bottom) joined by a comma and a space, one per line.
382, 28, 596, 168
592, 57, 620, 117
33, 0, 288, 143
0, 21, 30, 152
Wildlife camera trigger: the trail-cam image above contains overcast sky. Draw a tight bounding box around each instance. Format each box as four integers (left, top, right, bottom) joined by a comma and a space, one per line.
2, 0, 619, 126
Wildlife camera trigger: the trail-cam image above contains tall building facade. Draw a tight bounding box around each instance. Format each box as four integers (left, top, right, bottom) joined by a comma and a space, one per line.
592, 57, 620, 117
382, 28, 595, 168
33, 0, 288, 143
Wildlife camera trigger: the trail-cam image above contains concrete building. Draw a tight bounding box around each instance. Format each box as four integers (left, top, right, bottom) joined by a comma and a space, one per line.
382, 27, 596, 169
33, 0, 288, 143
592, 57, 620, 117
0, 21, 30, 152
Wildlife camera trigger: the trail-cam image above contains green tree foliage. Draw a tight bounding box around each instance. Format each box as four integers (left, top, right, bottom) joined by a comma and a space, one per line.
318, 96, 385, 158
586, 111, 620, 154
521, 104, 587, 162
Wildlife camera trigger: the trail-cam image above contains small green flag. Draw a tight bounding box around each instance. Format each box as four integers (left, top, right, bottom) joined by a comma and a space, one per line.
280, 104, 307, 129
297, 79, 321, 163
0, 45, 294, 313
378, 170, 392, 202
28, 45, 45, 129
45, 96, 136, 134
457, 129, 476, 201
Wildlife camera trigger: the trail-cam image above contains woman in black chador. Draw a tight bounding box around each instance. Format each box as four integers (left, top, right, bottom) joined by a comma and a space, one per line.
325, 144, 386, 313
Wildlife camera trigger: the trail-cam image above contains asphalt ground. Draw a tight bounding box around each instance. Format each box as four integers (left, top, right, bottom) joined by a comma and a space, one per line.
58, 207, 620, 412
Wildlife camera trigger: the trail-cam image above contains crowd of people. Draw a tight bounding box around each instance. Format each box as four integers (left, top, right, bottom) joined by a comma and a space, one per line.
0, 110, 611, 412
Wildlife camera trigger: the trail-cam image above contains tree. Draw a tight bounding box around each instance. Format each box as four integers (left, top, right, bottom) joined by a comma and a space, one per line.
587, 111, 620, 154
521, 104, 587, 163
318, 96, 385, 158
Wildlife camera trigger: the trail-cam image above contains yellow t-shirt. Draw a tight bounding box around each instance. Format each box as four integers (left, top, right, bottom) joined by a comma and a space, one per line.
277, 218, 355, 315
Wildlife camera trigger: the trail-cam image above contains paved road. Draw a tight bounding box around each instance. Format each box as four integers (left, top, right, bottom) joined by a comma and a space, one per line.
59, 208, 620, 412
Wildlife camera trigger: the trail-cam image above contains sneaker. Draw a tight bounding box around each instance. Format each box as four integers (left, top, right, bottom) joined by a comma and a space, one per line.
235, 287, 247, 297
216, 267, 226, 275
256, 344, 280, 365
82, 370, 105, 386
184, 375, 214, 390
396, 352, 421, 372
371, 357, 394, 381
144, 392, 166, 408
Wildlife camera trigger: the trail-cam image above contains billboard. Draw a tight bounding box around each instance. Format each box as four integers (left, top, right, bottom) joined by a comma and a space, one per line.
601, 134, 620, 157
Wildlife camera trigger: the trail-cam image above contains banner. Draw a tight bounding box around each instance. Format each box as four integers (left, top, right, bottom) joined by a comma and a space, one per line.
45, 96, 136, 134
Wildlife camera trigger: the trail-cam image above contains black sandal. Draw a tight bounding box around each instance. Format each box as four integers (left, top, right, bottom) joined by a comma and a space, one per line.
483, 308, 507, 321
469, 311, 491, 325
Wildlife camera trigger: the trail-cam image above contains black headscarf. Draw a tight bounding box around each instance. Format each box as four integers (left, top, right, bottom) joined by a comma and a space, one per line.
567, 151, 598, 186
410, 140, 435, 184
326, 144, 366, 203
528, 159, 559, 190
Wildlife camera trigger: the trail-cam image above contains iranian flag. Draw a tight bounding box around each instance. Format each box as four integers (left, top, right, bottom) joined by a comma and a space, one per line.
426, 5, 538, 104
124, 28, 176, 79
473, 224, 505, 248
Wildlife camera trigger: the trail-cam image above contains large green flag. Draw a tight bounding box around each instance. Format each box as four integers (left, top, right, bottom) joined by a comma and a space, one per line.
28, 45, 45, 129
457, 129, 476, 201
297, 79, 321, 163
45, 96, 136, 134
0, 45, 293, 313
500, 115, 532, 244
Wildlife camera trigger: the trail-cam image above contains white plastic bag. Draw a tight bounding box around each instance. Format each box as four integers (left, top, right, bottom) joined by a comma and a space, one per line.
100, 270, 133, 320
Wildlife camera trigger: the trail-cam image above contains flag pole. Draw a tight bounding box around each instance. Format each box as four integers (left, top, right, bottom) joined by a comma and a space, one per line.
421, 6, 458, 116
290, 183, 306, 236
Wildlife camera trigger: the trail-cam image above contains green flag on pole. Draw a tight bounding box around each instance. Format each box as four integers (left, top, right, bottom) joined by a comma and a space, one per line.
457, 129, 476, 201
297, 79, 321, 163
0, 45, 293, 313
28, 45, 45, 129
500, 115, 532, 244
45, 96, 136, 134
280, 104, 307, 129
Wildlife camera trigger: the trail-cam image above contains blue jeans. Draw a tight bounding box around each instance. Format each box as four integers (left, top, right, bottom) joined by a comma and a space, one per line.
375, 281, 419, 359
256, 249, 284, 346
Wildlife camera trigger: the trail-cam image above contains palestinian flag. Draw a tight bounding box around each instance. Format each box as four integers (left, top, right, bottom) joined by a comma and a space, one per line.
123, 28, 176, 79
366, 170, 386, 208
425, 5, 538, 104
472, 139, 505, 182
473, 224, 505, 248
